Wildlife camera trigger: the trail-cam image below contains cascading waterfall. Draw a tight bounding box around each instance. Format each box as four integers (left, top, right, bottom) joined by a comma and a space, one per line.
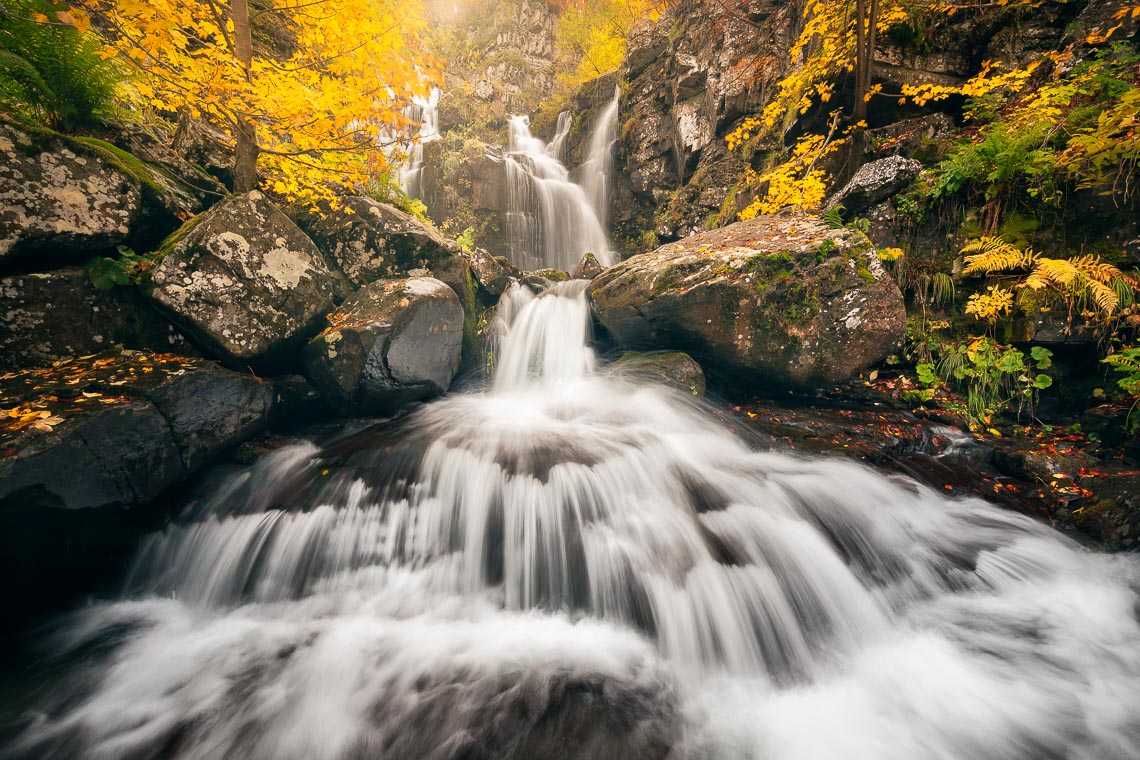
503, 116, 615, 272
400, 88, 440, 200
7, 283, 1140, 760
578, 87, 620, 231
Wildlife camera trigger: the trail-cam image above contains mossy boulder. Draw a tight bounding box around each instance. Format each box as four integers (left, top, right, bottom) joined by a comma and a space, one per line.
0, 121, 142, 271
303, 277, 463, 414
588, 214, 906, 389
146, 191, 336, 370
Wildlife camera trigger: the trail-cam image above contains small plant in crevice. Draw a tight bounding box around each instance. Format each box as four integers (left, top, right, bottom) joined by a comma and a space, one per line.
86, 246, 161, 291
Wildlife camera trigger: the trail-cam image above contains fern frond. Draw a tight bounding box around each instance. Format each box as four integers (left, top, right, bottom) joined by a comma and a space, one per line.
1087, 280, 1121, 314
961, 236, 1036, 275
1032, 257, 1080, 287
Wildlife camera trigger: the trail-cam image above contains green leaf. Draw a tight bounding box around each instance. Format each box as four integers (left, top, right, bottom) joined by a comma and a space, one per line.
1033, 374, 1053, 390
86, 256, 129, 291
1030, 346, 1053, 369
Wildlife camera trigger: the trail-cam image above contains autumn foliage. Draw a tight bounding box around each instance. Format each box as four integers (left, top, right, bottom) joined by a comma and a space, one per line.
56, 0, 437, 208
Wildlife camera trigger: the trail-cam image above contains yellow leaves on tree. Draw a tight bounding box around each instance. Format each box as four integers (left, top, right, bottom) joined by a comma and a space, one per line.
553, 0, 662, 87
738, 129, 843, 219
71, 0, 437, 209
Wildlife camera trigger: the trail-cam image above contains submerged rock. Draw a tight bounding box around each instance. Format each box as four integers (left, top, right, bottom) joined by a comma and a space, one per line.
588, 214, 906, 389
611, 351, 706, 397
0, 268, 191, 368
146, 191, 336, 369
304, 277, 463, 414
0, 121, 142, 270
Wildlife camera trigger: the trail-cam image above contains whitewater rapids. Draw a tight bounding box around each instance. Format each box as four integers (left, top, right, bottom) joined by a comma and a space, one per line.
5, 282, 1140, 760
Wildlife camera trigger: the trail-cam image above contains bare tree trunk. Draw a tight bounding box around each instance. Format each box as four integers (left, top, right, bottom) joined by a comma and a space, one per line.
849, 0, 877, 181
231, 0, 259, 192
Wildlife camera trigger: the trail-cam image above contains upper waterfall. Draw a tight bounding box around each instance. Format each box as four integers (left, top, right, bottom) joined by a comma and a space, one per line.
579, 86, 620, 232
503, 114, 615, 272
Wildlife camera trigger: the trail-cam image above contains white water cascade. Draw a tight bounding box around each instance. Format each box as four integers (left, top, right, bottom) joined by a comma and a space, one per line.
504, 114, 615, 272
400, 88, 440, 200
7, 283, 1140, 760
578, 87, 620, 231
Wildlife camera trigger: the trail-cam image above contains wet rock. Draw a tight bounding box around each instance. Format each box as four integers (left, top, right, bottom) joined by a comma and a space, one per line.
571, 252, 606, 280
1074, 474, 1140, 549
0, 121, 142, 271
826, 156, 923, 215
589, 214, 906, 389
0, 353, 273, 617
522, 268, 570, 292
0, 268, 191, 368
304, 277, 463, 414
146, 191, 336, 370
612, 351, 706, 397
468, 246, 512, 295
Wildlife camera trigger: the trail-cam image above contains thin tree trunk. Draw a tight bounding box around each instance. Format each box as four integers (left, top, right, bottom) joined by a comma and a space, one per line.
231, 0, 259, 192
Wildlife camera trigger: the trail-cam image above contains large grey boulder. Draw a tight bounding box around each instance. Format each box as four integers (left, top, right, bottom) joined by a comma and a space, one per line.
0, 122, 142, 270
0, 353, 273, 618
303, 196, 467, 288
826, 156, 923, 215
588, 214, 906, 389
146, 191, 336, 369
304, 277, 463, 414
0, 268, 191, 369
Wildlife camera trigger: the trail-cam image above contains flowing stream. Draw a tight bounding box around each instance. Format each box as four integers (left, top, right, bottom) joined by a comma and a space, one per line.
6, 283, 1140, 760
504, 114, 615, 272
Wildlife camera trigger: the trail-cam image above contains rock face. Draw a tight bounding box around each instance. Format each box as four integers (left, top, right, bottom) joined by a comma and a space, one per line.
304, 277, 464, 414
611, 351, 706, 397
147, 191, 336, 369
826, 156, 923, 215
0, 122, 142, 270
0, 268, 191, 368
0, 353, 273, 618
589, 214, 906, 389
571, 252, 605, 280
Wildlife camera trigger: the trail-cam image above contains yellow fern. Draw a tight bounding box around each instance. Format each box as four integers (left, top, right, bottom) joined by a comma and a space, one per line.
961, 237, 1037, 275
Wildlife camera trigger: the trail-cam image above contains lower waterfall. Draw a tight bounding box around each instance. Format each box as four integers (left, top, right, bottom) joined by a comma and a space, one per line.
5, 283, 1140, 760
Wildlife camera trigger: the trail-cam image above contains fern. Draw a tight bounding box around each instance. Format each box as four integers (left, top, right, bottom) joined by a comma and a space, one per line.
961, 236, 1037, 275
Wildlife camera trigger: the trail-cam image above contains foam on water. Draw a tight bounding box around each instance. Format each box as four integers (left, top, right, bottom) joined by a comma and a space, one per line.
7, 283, 1140, 760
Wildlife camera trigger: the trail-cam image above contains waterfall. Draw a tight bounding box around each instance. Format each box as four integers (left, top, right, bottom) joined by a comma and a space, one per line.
8, 284, 1140, 760
400, 87, 440, 199
579, 86, 620, 230
504, 115, 614, 272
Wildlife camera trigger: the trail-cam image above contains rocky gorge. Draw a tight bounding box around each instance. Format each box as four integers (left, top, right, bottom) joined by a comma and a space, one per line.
2, 2, 1140, 757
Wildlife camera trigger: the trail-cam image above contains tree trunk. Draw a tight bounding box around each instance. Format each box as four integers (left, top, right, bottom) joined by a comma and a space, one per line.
230, 0, 259, 192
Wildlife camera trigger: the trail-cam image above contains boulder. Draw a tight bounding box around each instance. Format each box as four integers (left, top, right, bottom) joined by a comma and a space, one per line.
304, 277, 463, 414
571, 252, 606, 280
0, 268, 191, 369
172, 114, 235, 188
0, 352, 273, 618
826, 156, 923, 215
469, 246, 513, 295
146, 191, 336, 369
588, 214, 906, 389
104, 122, 228, 210
611, 351, 706, 397
0, 121, 142, 271
303, 196, 465, 288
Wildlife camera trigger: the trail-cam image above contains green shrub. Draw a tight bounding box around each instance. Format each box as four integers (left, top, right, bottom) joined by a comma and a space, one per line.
0, 0, 122, 129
